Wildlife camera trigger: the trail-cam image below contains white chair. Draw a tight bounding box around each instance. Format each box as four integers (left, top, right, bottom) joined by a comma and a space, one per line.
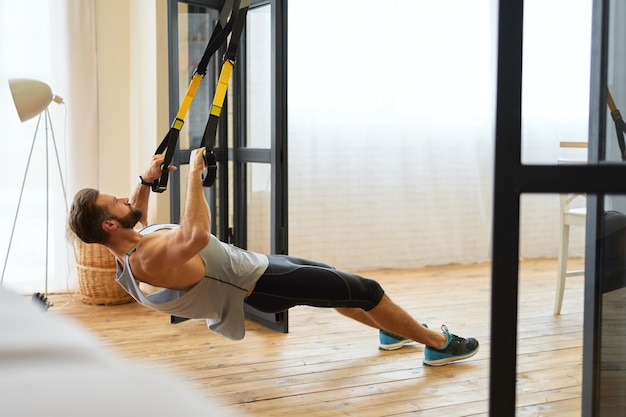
554, 159, 586, 315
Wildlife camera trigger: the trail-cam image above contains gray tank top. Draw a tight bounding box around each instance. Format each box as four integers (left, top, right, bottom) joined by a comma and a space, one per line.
116, 224, 269, 340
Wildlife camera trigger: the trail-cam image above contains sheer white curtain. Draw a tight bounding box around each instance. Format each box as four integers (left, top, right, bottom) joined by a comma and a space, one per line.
287, 0, 592, 270
0, 0, 98, 294
520, 0, 592, 259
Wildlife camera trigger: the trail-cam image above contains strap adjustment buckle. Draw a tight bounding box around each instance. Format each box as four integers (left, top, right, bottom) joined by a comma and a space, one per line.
202, 152, 217, 187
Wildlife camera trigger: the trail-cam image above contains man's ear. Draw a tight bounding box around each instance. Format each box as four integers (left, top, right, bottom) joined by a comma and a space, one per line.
102, 219, 117, 233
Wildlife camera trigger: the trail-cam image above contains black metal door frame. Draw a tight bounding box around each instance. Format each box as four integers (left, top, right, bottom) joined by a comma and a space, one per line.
166, 0, 289, 332
490, 0, 626, 415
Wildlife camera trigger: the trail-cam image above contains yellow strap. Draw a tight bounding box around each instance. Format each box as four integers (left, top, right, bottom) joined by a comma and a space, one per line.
172, 73, 204, 130
210, 60, 234, 117
608, 88, 618, 112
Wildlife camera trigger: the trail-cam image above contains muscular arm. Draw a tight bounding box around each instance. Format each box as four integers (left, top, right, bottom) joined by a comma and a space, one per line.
176, 149, 212, 250
132, 149, 211, 284
129, 154, 173, 227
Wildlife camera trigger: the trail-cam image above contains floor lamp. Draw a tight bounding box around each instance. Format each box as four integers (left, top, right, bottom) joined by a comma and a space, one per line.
2, 78, 66, 310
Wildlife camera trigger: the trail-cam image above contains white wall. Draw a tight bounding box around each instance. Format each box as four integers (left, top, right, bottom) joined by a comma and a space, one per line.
95, 0, 171, 224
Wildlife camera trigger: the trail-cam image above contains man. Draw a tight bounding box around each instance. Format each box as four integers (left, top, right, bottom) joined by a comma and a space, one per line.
69, 149, 479, 366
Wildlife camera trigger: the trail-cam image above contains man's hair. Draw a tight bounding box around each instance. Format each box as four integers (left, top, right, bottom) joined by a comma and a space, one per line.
68, 188, 111, 245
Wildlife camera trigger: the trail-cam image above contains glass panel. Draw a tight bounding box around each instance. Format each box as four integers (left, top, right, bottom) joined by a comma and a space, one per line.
521, 1, 592, 165
246, 163, 271, 254
246, 5, 271, 149
605, 2, 626, 163
599, 287, 626, 416
598, 195, 626, 416
517, 193, 585, 415
596, 3, 626, 415
177, 3, 215, 151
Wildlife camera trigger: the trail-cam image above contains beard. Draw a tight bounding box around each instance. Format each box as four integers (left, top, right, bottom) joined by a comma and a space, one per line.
112, 207, 143, 229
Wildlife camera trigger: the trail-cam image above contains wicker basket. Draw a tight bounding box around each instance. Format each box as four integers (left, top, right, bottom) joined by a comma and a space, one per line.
76, 241, 132, 305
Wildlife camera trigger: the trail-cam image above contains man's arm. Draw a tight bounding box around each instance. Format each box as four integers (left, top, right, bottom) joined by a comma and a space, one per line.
175, 149, 212, 249
134, 149, 211, 274
129, 154, 173, 227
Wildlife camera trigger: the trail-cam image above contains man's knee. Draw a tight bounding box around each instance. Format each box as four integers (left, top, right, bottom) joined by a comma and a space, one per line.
359, 277, 385, 311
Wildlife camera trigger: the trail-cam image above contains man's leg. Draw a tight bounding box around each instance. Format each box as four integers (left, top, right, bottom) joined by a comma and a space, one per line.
337, 295, 479, 366
335, 294, 447, 348
248, 255, 478, 364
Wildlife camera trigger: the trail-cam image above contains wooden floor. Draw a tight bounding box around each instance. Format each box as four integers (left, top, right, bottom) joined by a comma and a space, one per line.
48, 257, 584, 417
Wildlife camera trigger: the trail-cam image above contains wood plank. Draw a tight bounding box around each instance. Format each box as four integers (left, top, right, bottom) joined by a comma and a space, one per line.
560, 141, 588, 148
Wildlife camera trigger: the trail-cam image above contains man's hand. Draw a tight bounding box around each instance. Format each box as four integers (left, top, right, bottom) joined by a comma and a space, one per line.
189, 148, 206, 177
142, 153, 177, 183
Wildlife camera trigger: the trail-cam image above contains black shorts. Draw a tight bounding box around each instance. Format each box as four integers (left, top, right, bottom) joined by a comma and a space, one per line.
245, 255, 384, 313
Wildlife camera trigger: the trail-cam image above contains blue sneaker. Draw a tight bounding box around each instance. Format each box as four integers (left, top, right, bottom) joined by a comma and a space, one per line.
379, 324, 428, 351
423, 325, 479, 366
379, 330, 412, 350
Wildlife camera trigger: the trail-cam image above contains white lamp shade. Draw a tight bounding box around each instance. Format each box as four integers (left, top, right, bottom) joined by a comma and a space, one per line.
8, 78, 53, 122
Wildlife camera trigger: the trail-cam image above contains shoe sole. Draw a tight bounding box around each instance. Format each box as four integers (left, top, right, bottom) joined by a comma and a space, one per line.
379, 324, 427, 350
422, 346, 479, 366
379, 340, 412, 351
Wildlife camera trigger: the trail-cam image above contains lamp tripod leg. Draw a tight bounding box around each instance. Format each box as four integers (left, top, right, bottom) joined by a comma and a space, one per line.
43, 108, 65, 307
45, 109, 50, 297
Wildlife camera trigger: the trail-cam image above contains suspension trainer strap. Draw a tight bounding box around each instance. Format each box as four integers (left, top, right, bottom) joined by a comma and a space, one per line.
607, 88, 626, 161
151, 0, 239, 193
201, 0, 250, 187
